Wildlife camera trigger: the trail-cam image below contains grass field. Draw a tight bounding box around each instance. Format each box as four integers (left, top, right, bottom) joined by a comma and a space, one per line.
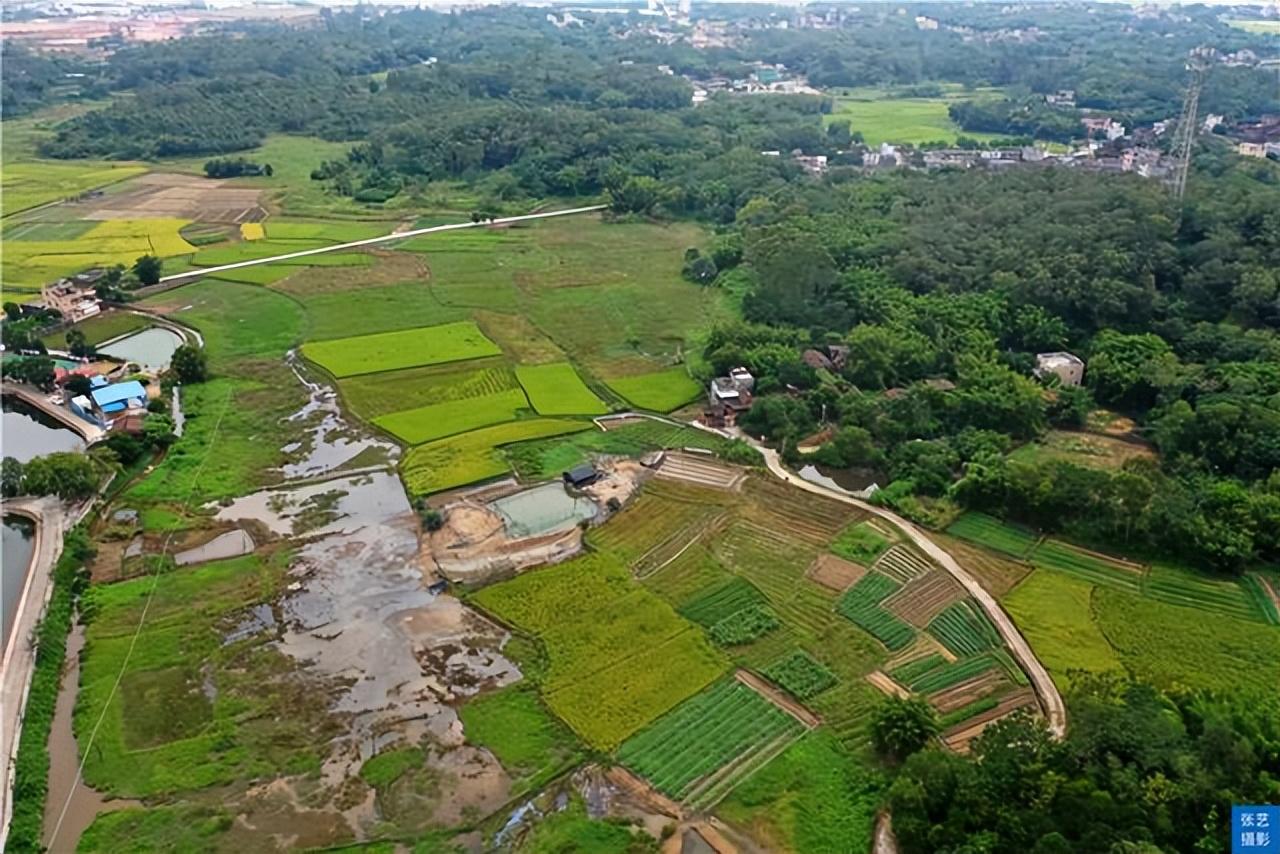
1003, 571, 1123, 687
617, 678, 803, 805
605, 368, 702, 412
76, 551, 333, 796
458, 685, 581, 794
400, 418, 591, 495
945, 512, 1038, 558
516, 363, 608, 416
1142, 561, 1272, 624
337, 360, 518, 420
823, 87, 1007, 146
3, 217, 196, 289
141, 279, 304, 366
1029, 539, 1144, 592
1226, 19, 1280, 33
1094, 588, 1280, 695
1009, 430, 1156, 471
471, 553, 728, 749
39, 310, 149, 349
1, 160, 147, 218
717, 731, 882, 854
301, 322, 501, 378
373, 388, 530, 444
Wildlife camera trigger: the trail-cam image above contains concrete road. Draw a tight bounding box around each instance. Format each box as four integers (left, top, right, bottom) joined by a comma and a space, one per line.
755, 447, 1067, 738
159, 204, 609, 284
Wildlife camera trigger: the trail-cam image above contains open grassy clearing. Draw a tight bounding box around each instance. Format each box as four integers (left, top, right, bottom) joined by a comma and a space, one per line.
1008, 429, 1156, 471
1029, 539, 1144, 592
505, 418, 738, 482
301, 321, 501, 378
1093, 588, 1280, 695
471, 553, 728, 749
39, 310, 150, 349
945, 512, 1038, 558
823, 87, 1007, 146
716, 731, 883, 854
458, 685, 582, 795
2, 217, 196, 290
400, 419, 591, 496
373, 388, 530, 445
1003, 571, 1123, 688
515, 363, 609, 416
605, 368, 702, 412
141, 278, 304, 367
617, 678, 804, 805
1226, 18, 1280, 33
1, 159, 147, 218
76, 551, 337, 797
337, 359, 518, 420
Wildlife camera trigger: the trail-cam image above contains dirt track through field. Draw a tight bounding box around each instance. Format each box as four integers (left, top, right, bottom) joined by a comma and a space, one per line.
734, 669, 820, 728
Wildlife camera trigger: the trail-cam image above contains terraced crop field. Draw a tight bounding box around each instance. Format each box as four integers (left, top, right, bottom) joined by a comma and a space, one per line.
835, 573, 915, 651
1030, 540, 1144, 592
678, 578, 770, 628
926, 601, 1002, 656
506, 419, 738, 482
946, 512, 1038, 558
617, 678, 804, 807
400, 419, 590, 495
742, 478, 862, 547
604, 368, 703, 412
372, 388, 530, 444
763, 650, 837, 700
904, 652, 1008, 694
1143, 562, 1274, 624
711, 520, 836, 640
882, 571, 963, 627
829, 521, 892, 565
515, 363, 608, 416
337, 360, 519, 421
587, 484, 725, 567
873, 545, 934, 583
301, 321, 501, 378
472, 553, 728, 749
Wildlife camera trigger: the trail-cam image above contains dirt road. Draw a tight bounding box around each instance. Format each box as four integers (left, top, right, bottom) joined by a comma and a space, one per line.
754, 447, 1066, 738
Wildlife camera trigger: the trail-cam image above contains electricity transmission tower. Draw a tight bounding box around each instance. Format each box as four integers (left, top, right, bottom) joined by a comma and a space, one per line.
1169, 48, 1214, 201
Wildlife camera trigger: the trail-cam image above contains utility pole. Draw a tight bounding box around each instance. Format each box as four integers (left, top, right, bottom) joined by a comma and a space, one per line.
1169, 47, 1215, 202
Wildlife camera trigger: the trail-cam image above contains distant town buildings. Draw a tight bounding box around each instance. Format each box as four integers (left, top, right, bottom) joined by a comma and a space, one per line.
1034, 352, 1085, 387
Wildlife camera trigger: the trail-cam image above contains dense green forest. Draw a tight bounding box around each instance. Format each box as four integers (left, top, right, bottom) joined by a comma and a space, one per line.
889, 678, 1280, 854
714, 156, 1280, 573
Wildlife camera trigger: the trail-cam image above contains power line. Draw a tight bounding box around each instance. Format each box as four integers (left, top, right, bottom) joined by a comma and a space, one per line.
47, 386, 233, 850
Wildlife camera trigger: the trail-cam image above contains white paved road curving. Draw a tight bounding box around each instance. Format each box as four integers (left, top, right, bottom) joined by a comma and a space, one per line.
159, 204, 609, 284
755, 447, 1067, 738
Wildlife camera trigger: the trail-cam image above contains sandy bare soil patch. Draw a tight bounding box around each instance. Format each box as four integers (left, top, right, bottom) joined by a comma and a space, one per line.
68, 172, 267, 222
865, 670, 911, 699
806, 553, 868, 592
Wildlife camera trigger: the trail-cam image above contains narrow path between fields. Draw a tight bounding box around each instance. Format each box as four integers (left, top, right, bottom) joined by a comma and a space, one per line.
158, 204, 609, 284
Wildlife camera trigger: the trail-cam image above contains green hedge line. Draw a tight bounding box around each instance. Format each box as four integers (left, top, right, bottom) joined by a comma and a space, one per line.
7, 526, 93, 853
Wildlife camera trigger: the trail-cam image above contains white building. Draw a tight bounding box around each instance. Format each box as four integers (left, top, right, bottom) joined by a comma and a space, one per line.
1034, 352, 1086, 387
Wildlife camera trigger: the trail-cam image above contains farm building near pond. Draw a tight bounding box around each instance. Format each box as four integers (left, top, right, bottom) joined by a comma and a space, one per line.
1034, 352, 1085, 387
88, 379, 148, 420
563, 464, 599, 488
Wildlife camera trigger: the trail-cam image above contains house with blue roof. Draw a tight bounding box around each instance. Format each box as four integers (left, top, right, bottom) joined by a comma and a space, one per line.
89, 380, 148, 417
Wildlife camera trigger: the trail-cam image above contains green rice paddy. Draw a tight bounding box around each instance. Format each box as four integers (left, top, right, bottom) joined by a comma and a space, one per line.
301, 321, 501, 378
